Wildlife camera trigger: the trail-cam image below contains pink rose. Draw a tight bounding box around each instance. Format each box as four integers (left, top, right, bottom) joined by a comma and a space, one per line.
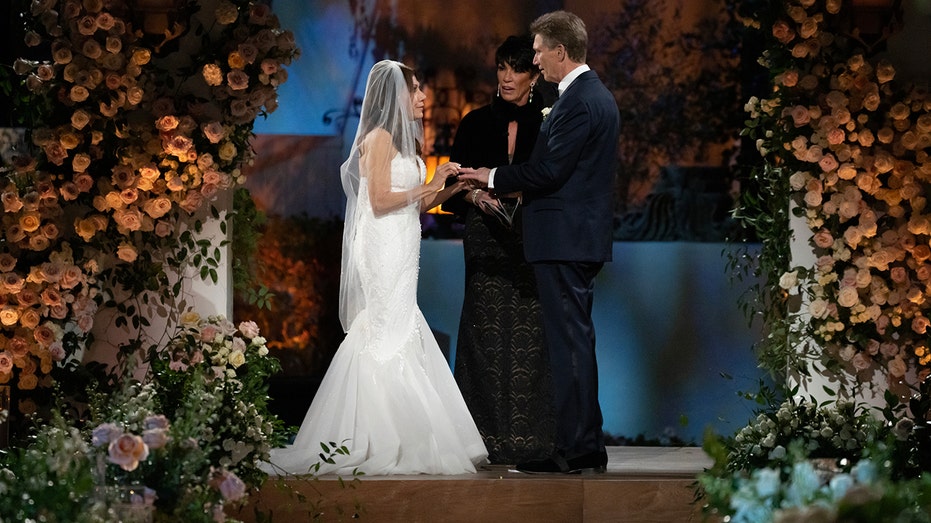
851, 352, 872, 371
212, 469, 246, 501
890, 266, 908, 284
200, 324, 220, 342
813, 229, 834, 249
114, 208, 144, 232
144, 414, 170, 430
33, 324, 57, 346
0, 352, 13, 373
142, 428, 170, 450
48, 341, 66, 361
154, 221, 173, 237
226, 69, 249, 91
238, 320, 260, 339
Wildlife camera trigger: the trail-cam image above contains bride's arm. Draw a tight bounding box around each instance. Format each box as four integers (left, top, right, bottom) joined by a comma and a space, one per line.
364, 129, 454, 216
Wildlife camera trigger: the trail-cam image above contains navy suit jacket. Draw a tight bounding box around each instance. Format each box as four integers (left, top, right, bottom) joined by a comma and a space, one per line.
493, 69, 620, 263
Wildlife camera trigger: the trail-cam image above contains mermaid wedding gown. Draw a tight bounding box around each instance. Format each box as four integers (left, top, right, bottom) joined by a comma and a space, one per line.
265, 155, 488, 476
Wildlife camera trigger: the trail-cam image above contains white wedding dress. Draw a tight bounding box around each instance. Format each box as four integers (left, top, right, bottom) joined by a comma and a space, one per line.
265, 155, 488, 476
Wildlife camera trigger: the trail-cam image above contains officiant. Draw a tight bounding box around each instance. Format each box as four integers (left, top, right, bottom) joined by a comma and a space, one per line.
445, 35, 558, 466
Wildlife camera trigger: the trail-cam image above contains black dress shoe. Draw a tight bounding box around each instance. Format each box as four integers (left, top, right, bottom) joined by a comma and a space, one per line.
516, 454, 574, 474
566, 450, 608, 474
516, 451, 607, 475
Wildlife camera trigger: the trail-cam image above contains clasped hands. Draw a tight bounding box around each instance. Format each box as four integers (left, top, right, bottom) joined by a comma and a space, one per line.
435, 164, 501, 214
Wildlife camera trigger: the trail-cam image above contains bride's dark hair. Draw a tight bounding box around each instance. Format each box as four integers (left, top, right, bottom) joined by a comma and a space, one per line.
398, 63, 423, 156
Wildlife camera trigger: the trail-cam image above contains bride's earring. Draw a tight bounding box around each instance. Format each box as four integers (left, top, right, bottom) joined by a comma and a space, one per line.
496, 85, 501, 98
529, 82, 535, 103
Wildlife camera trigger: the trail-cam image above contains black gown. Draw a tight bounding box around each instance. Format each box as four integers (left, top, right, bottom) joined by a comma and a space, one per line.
447, 94, 555, 464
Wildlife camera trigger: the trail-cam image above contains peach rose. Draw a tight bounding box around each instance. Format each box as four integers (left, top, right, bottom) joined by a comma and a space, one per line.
772, 20, 796, 44
809, 298, 830, 319
18, 372, 38, 390
888, 357, 907, 378
131, 48, 151, 66
19, 212, 41, 233
215, 0, 240, 24
0, 308, 19, 327
108, 433, 150, 472
116, 243, 138, 263
202, 63, 224, 86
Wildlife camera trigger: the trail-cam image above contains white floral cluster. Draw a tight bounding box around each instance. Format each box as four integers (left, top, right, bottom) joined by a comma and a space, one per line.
168, 312, 269, 380
730, 398, 876, 470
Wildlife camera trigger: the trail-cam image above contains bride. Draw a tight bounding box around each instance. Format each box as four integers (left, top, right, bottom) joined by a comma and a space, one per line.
264, 60, 488, 476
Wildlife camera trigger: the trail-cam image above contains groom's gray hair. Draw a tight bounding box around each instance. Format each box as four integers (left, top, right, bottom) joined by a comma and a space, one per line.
530, 10, 588, 63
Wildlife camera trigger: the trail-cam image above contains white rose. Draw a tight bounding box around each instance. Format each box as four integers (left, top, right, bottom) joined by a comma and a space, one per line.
779, 270, 799, 290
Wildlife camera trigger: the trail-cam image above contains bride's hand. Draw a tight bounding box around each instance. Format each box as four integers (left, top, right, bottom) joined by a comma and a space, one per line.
428, 161, 460, 191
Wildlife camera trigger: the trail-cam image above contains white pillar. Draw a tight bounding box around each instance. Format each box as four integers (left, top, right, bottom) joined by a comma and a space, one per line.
86, 189, 232, 377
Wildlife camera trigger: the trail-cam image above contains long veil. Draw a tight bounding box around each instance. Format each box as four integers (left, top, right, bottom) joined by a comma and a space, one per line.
338, 60, 423, 332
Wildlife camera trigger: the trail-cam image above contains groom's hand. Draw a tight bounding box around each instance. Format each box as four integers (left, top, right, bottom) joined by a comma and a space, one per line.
457, 167, 491, 187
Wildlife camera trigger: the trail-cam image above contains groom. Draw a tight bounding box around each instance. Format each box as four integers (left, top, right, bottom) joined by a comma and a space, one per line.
458, 10, 619, 474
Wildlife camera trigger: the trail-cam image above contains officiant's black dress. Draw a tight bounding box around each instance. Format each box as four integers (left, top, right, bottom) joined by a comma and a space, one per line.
446, 93, 555, 464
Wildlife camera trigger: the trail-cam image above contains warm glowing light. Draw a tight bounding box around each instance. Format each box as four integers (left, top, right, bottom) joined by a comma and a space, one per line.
425, 155, 452, 214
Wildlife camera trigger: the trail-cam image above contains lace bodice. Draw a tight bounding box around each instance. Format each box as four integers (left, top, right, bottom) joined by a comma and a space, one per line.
350, 153, 427, 358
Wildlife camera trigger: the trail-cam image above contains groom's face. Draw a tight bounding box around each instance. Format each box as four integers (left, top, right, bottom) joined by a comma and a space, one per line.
532, 34, 560, 84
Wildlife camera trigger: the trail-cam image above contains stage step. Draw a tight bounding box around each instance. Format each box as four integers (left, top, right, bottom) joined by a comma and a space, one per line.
231, 447, 711, 522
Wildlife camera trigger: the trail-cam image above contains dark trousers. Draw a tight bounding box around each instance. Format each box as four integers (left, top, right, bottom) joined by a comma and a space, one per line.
532, 261, 605, 458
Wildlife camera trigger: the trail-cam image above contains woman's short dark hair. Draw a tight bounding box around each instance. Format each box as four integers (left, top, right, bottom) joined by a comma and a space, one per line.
495, 35, 538, 75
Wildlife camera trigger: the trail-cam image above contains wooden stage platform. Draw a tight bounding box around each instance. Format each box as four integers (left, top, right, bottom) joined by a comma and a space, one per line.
231, 447, 713, 522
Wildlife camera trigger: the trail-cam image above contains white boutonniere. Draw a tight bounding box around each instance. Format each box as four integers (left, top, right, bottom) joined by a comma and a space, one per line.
541, 107, 552, 121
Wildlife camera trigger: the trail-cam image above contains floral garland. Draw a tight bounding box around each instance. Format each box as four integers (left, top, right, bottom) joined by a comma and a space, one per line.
742, 0, 931, 388
0, 0, 297, 404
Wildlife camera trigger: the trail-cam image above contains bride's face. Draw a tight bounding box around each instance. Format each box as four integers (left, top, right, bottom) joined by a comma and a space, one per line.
410, 77, 426, 119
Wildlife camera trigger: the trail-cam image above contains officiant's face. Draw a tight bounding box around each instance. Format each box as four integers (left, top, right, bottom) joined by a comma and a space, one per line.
497, 62, 536, 107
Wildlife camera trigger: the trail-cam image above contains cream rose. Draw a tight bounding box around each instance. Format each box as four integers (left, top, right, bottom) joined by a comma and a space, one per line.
836, 286, 860, 308
228, 350, 246, 368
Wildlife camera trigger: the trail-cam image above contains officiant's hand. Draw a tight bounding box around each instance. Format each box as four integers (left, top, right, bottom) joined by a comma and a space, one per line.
468, 189, 502, 215
457, 167, 490, 187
